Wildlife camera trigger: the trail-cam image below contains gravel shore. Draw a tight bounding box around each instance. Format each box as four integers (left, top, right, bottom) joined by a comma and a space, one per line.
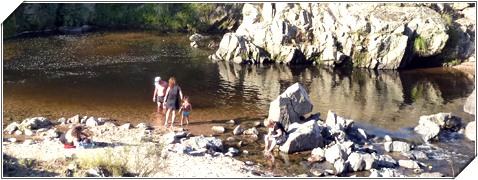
2, 124, 264, 177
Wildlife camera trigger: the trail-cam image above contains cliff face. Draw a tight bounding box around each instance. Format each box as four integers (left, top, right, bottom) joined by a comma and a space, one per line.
209, 3, 476, 69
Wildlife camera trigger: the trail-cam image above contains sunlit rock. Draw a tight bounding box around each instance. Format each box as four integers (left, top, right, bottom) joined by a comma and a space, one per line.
268, 82, 313, 129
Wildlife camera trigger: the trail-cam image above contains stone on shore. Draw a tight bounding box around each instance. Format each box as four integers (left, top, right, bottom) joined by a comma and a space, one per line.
384, 141, 412, 153
233, 125, 244, 135
212, 126, 226, 134
4, 122, 20, 134
182, 136, 224, 152
398, 159, 421, 169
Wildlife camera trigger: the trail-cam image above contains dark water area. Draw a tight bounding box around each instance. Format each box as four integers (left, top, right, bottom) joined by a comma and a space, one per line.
2, 31, 476, 177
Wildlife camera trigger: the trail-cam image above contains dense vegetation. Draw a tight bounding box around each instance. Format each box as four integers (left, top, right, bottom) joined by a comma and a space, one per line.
3, 3, 222, 38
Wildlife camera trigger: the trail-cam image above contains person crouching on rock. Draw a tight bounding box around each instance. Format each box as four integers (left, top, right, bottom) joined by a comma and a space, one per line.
263, 118, 288, 154
60, 126, 90, 149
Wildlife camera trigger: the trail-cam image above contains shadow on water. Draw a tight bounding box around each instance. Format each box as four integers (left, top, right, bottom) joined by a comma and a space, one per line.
3, 31, 475, 177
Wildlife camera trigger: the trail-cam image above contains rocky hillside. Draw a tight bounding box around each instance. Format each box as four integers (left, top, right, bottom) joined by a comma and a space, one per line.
209, 3, 475, 69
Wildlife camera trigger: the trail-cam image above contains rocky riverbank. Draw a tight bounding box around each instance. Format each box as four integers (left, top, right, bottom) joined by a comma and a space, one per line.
2, 119, 265, 177
3, 82, 475, 177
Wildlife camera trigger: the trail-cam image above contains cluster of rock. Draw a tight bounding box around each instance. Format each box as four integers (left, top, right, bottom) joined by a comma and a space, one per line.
4, 117, 58, 141
248, 82, 476, 177
209, 3, 475, 69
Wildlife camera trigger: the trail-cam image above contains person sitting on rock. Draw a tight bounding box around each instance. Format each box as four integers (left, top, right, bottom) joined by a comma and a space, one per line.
263, 118, 288, 154
59, 126, 91, 149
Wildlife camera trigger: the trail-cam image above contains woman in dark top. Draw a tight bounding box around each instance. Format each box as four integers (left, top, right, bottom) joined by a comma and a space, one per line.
163, 77, 183, 127
263, 118, 288, 153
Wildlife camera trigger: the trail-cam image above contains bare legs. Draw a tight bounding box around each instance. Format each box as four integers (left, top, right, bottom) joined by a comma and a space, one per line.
264, 136, 277, 153
156, 102, 162, 112
165, 109, 170, 126
165, 109, 177, 127
170, 110, 176, 127
180, 114, 189, 126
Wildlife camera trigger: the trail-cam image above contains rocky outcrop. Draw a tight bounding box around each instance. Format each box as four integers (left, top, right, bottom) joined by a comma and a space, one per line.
210, 3, 475, 69
268, 82, 313, 129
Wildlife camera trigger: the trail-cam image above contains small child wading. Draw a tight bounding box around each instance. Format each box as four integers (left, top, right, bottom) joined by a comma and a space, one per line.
179, 96, 192, 126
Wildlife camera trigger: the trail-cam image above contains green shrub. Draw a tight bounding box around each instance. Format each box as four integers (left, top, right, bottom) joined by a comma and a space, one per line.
76, 143, 167, 177
352, 51, 367, 67
77, 148, 127, 177
414, 35, 427, 55
443, 58, 461, 67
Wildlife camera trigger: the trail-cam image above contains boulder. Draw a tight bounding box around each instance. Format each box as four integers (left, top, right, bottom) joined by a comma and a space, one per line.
85, 117, 98, 127
233, 125, 244, 135
398, 159, 421, 169
279, 120, 325, 153
384, 141, 411, 153
464, 89, 476, 115
361, 153, 376, 170
308, 147, 326, 162
334, 159, 346, 175
68, 115, 80, 124
375, 154, 397, 168
404, 150, 429, 160
182, 136, 224, 152
268, 83, 313, 129
4, 122, 20, 134
211, 126, 226, 134
163, 132, 179, 144
465, 121, 476, 141
243, 127, 259, 136
414, 112, 462, 142
346, 152, 365, 172
324, 143, 347, 164
20, 117, 52, 130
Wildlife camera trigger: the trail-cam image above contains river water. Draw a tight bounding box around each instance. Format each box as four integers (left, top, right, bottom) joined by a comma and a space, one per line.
2, 31, 476, 177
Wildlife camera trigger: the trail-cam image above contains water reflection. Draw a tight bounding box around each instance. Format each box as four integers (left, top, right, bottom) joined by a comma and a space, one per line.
215, 61, 474, 135
3, 31, 475, 177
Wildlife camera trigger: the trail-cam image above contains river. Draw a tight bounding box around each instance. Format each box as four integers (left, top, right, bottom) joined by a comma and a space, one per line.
2, 31, 476, 177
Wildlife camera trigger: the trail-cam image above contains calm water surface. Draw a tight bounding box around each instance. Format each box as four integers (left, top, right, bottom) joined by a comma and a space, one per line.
3, 31, 476, 177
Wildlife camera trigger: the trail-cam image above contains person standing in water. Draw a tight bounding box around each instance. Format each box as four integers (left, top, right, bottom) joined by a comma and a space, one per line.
152, 76, 168, 112
179, 96, 192, 126
163, 77, 183, 127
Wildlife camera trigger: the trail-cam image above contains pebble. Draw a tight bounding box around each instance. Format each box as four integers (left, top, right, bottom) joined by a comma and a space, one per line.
245, 161, 255, 166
